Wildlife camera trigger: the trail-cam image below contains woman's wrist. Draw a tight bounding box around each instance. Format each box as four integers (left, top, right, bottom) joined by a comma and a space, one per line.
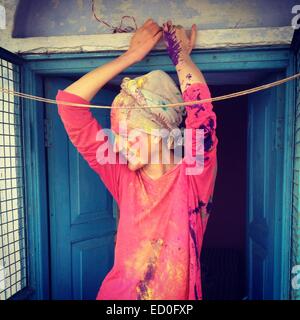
176, 54, 193, 69
120, 49, 141, 65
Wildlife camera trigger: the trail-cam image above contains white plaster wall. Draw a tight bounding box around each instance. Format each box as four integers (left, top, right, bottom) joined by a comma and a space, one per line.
0, 0, 295, 54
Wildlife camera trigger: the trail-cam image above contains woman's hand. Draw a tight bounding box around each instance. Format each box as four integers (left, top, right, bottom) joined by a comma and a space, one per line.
162, 20, 197, 66
126, 18, 163, 63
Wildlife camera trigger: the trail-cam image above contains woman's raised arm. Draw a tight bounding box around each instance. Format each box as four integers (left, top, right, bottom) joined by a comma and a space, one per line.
56, 19, 163, 203
64, 18, 163, 101
162, 21, 218, 207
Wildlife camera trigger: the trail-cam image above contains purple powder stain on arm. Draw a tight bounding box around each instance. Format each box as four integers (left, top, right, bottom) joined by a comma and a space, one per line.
186, 73, 192, 80
163, 26, 182, 66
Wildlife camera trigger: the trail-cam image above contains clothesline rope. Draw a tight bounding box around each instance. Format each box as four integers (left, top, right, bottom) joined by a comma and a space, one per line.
0, 72, 299, 109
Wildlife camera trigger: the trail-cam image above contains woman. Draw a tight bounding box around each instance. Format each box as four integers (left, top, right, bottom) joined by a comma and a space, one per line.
56, 19, 218, 300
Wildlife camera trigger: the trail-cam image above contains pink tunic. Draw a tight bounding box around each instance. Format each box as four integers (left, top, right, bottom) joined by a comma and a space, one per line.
56, 82, 218, 300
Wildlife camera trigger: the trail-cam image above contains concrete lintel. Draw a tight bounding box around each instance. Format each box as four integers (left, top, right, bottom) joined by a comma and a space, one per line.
1, 26, 294, 54
0, 0, 294, 54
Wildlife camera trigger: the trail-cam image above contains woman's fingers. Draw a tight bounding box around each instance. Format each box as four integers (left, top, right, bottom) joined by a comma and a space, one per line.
144, 18, 154, 27
140, 18, 154, 31
141, 19, 162, 45
142, 20, 162, 39
148, 23, 160, 34
151, 26, 163, 44
162, 20, 197, 58
189, 24, 197, 53
153, 26, 163, 36
152, 29, 163, 43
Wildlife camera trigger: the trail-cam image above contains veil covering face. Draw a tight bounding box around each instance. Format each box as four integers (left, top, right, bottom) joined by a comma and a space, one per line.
110, 70, 186, 148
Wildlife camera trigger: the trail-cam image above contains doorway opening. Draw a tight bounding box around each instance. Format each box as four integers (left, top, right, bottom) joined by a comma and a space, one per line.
201, 84, 248, 300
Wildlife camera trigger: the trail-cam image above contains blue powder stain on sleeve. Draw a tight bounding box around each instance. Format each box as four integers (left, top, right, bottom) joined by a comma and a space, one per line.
204, 133, 213, 151
198, 124, 214, 151
208, 118, 215, 129
206, 201, 213, 214
189, 224, 199, 266
144, 263, 155, 282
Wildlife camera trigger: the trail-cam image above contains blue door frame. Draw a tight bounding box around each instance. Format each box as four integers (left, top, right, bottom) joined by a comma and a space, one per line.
45, 77, 117, 300
247, 70, 294, 300
19, 46, 295, 300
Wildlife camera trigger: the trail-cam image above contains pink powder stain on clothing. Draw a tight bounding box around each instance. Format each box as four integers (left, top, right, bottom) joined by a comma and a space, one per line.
56, 82, 218, 300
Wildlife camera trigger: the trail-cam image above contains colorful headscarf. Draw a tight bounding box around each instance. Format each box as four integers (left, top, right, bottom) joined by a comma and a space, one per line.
110, 70, 186, 140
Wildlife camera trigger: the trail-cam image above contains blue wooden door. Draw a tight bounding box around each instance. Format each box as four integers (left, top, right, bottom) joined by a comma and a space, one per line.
246, 72, 287, 299
45, 77, 117, 300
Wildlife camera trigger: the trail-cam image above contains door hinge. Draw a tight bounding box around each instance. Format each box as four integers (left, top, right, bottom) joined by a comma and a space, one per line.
274, 117, 284, 150
44, 118, 52, 147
